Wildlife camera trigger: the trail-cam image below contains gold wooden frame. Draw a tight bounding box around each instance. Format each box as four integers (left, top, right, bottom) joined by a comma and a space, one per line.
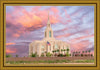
0, 0, 100, 70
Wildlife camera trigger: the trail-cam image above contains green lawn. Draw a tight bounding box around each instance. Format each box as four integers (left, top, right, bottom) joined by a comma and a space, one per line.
6, 59, 94, 64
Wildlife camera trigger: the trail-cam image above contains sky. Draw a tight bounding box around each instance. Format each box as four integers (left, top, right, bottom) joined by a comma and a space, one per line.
6, 6, 94, 57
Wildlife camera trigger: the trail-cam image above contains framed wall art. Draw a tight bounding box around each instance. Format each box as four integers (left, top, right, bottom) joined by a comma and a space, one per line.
0, 0, 100, 70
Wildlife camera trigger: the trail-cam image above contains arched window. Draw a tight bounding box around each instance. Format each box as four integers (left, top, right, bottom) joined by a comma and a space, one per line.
49, 31, 51, 37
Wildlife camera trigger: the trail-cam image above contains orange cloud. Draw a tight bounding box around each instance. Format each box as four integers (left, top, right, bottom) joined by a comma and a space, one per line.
6, 6, 71, 35
17, 12, 42, 28
13, 33, 20, 37
6, 43, 16, 46
6, 48, 16, 53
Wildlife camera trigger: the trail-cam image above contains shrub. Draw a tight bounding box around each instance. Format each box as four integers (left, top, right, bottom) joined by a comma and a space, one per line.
66, 53, 70, 57
54, 54, 57, 56
31, 53, 37, 57
81, 54, 83, 57
16, 55, 18, 57
58, 54, 63, 57
91, 54, 93, 57
85, 54, 87, 56
46, 52, 51, 57
70, 54, 71, 56
41, 53, 44, 57
6, 54, 12, 58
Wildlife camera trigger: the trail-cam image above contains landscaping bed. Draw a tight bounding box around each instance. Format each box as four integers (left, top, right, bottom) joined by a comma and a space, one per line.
6, 57, 94, 64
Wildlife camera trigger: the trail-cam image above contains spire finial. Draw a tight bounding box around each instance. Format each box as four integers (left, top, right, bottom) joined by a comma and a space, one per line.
48, 11, 49, 21
47, 11, 50, 24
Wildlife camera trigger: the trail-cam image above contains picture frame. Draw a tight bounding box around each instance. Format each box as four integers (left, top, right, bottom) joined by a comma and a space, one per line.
0, 0, 100, 70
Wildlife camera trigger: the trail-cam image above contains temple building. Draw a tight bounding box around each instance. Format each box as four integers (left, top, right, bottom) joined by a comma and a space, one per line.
29, 13, 70, 57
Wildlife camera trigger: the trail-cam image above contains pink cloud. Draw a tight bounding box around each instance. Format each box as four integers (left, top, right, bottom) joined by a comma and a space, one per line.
6, 6, 70, 32
56, 33, 71, 38
70, 40, 90, 51
13, 33, 20, 37
6, 48, 16, 54
64, 9, 72, 22
50, 7, 59, 13
70, 34, 94, 42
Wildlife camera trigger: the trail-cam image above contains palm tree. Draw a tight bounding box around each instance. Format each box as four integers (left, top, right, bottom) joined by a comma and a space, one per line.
82, 51, 84, 53
88, 50, 91, 56
73, 52, 75, 56
66, 48, 69, 54
16, 54, 18, 57
75, 51, 78, 56
63, 49, 66, 54
54, 50, 56, 54
61, 49, 63, 54
57, 49, 59, 52
78, 51, 80, 56
57, 49, 59, 54
82, 51, 84, 56
52, 50, 55, 55
85, 51, 87, 56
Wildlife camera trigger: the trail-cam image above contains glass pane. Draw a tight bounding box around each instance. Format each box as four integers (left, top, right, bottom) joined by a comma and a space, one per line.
49, 31, 51, 37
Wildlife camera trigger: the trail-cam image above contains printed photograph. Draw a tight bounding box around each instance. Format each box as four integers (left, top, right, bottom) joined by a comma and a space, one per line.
6, 6, 94, 64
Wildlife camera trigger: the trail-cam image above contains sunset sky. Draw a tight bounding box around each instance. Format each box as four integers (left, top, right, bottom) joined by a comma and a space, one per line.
6, 6, 94, 57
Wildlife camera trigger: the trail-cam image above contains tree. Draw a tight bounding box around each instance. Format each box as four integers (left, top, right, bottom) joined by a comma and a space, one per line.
88, 50, 91, 53
88, 50, 91, 56
82, 51, 84, 53
41, 53, 44, 57
66, 48, 69, 54
6, 54, 12, 58
55, 50, 57, 54
61, 49, 63, 54
52, 50, 54, 54
66, 52, 70, 57
57, 49, 59, 54
46, 52, 51, 57
78, 51, 80, 56
81, 54, 83, 57
59, 54, 63, 57
73, 52, 75, 56
63, 49, 66, 54
52, 50, 55, 56
31, 53, 37, 57
91, 54, 93, 57
16, 54, 18, 57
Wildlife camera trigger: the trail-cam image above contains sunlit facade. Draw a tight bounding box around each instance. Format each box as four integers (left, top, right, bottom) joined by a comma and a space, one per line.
29, 13, 70, 57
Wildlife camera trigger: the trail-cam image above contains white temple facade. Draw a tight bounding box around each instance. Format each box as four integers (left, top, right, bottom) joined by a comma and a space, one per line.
29, 13, 70, 57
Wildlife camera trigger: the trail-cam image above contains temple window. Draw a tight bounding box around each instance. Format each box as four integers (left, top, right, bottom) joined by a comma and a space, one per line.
49, 31, 51, 37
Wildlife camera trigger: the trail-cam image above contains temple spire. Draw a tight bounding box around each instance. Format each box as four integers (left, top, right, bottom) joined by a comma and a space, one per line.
47, 11, 50, 25
44, 11, 54, 38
